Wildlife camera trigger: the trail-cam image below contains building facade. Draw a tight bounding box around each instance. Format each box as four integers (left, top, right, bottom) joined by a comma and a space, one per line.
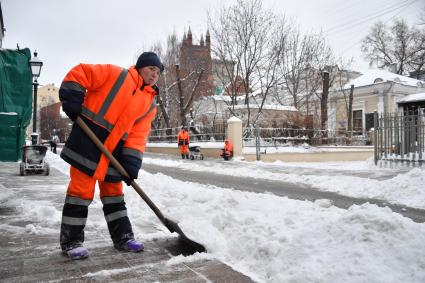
26, 84, 60, 139
39, 102, 71, 142
327, 69, 425, 134
180, 28, 214, 98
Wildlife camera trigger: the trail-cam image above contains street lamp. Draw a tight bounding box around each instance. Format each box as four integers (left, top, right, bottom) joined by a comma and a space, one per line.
29, 51, 43, 145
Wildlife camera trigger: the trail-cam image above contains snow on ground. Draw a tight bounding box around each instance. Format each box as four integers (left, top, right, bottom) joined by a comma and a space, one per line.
25, 151, 425, 282
242, 145, 374, 154
147, 142, 373, 153
143, 156, 425, 209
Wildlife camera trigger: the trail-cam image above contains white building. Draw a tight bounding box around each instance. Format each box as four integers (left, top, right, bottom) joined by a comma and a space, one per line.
327, 68, 425, 133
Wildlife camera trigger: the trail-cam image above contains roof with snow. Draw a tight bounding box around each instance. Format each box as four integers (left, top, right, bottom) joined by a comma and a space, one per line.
227, 116, 242, 123
397, 92, 425, 104
232, 104, 298, 112
211, 94, 245, 102
343, 68, 425, 89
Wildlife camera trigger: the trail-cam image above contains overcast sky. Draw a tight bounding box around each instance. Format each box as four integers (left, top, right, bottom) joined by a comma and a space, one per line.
2, 0, 423, 87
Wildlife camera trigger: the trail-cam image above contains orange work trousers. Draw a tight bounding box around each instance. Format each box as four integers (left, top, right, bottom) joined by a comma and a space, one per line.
67, 166, 123, 200
179, 145, 189, 154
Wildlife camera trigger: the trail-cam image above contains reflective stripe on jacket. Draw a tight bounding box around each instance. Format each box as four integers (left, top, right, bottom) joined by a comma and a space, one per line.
224, 140, 233, 154
59, 64, 157, 182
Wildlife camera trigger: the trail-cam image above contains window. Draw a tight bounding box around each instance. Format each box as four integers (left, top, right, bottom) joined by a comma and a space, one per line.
353, 110, 363, 132
365, 113, 374, 131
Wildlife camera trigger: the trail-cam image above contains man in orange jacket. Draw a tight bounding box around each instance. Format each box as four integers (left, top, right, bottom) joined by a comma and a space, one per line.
59, 52, 163, 260
177, 126, 190, 159
221, 139, 233, 160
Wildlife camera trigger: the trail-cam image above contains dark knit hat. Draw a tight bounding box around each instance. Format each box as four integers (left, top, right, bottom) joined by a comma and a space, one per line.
135, 52, 164, 72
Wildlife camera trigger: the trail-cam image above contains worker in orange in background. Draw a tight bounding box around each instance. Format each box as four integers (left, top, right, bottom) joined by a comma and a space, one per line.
177, 126, 190, 159
221, 139, 233, 160
58, 51, 163, 260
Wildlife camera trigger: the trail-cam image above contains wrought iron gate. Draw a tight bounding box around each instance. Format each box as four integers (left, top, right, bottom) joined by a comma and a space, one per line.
374, 110, 424, 164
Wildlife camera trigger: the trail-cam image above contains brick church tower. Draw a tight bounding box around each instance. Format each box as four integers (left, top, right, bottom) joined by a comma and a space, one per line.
179, 27, 214, 97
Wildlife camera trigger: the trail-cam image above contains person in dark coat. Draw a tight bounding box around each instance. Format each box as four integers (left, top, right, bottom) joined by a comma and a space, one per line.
49, 140, 57, 154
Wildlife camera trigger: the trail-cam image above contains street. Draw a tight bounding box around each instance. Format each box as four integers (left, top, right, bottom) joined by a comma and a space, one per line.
143, 152, 425, 222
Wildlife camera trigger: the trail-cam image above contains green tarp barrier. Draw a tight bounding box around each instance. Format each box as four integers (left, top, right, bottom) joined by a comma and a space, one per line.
0, 48, 33, 161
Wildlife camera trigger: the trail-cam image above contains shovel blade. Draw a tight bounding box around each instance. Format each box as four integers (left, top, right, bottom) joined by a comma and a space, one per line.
164, 217, 206, 253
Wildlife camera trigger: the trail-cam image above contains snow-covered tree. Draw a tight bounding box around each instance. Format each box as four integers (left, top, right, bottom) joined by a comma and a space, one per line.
361, 19, 425, 77
208, 0, 289, 127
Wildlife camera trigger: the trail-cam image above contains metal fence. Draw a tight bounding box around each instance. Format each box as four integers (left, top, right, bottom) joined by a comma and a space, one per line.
242, 127, 370, 148
374, 110, 425, 164
148, 123, 371, 148
149, 122, 227, 143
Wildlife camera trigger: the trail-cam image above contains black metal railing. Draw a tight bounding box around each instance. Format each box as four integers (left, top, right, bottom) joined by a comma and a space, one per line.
374, 110, 424, 164
148, 123, 227, 143
242, 127, 370, 148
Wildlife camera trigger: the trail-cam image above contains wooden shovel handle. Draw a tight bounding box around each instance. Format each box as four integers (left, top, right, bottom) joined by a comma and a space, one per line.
75, 117, 167, 225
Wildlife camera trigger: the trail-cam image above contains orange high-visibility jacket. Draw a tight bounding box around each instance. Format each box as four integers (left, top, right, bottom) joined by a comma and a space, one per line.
59, 64, 157, 182
177, 130, 190, 145
224, 139, 233, 155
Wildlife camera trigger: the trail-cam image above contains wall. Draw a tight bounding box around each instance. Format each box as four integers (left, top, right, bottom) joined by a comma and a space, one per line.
37, 83, 59, 109
145, 145, 374, 162
243, 150, 374, 162
146, 146, 223, 159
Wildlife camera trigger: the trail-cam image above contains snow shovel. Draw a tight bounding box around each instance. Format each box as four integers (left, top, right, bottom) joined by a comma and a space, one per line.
75, 117, 206, 253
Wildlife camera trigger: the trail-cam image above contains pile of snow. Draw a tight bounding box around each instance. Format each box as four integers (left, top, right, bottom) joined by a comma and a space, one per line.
5, 152, 424, 282
143, 156, 424, 209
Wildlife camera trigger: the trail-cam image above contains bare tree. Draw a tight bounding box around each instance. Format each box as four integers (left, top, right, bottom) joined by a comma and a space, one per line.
278, 29, 334, 112
148, 32, 206, 131
333, 60, 356, 137
279, 27, 311, 110
250, 17, 290, 126
419, 6, 425, 25
175, 64, 204, 126
149, 33, 179, 130
361, 19, 425, 76
208, 0, 286, 126
277, 28, 336, 132
39, 103, 69, 141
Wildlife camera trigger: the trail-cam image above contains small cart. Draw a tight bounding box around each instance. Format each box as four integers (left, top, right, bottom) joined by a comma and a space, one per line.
20, 145, 50, 176
189, 146, 204, 160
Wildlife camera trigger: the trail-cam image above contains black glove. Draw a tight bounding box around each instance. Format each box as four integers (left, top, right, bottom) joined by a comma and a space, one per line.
121, 175, 133, 186
120, 154, 141, 186
61, 101, 82, 121
59, 85, 85, 121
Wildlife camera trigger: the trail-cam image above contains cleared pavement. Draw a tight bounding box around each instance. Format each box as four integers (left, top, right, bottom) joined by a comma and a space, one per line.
0, 162, 253, 282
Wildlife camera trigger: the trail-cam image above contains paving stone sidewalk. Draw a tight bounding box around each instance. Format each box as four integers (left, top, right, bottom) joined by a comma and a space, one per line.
0, 162, 254, 282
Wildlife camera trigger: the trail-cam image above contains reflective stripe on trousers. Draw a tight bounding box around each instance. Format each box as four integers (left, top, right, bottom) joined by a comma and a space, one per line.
60, 166, 133, 250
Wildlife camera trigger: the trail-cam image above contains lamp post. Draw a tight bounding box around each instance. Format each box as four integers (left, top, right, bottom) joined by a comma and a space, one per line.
29, 51, 43, 145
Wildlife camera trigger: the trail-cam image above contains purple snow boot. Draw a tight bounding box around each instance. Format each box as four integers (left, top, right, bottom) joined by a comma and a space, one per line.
115, 239, 144, 252
64, 246, 89, 260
